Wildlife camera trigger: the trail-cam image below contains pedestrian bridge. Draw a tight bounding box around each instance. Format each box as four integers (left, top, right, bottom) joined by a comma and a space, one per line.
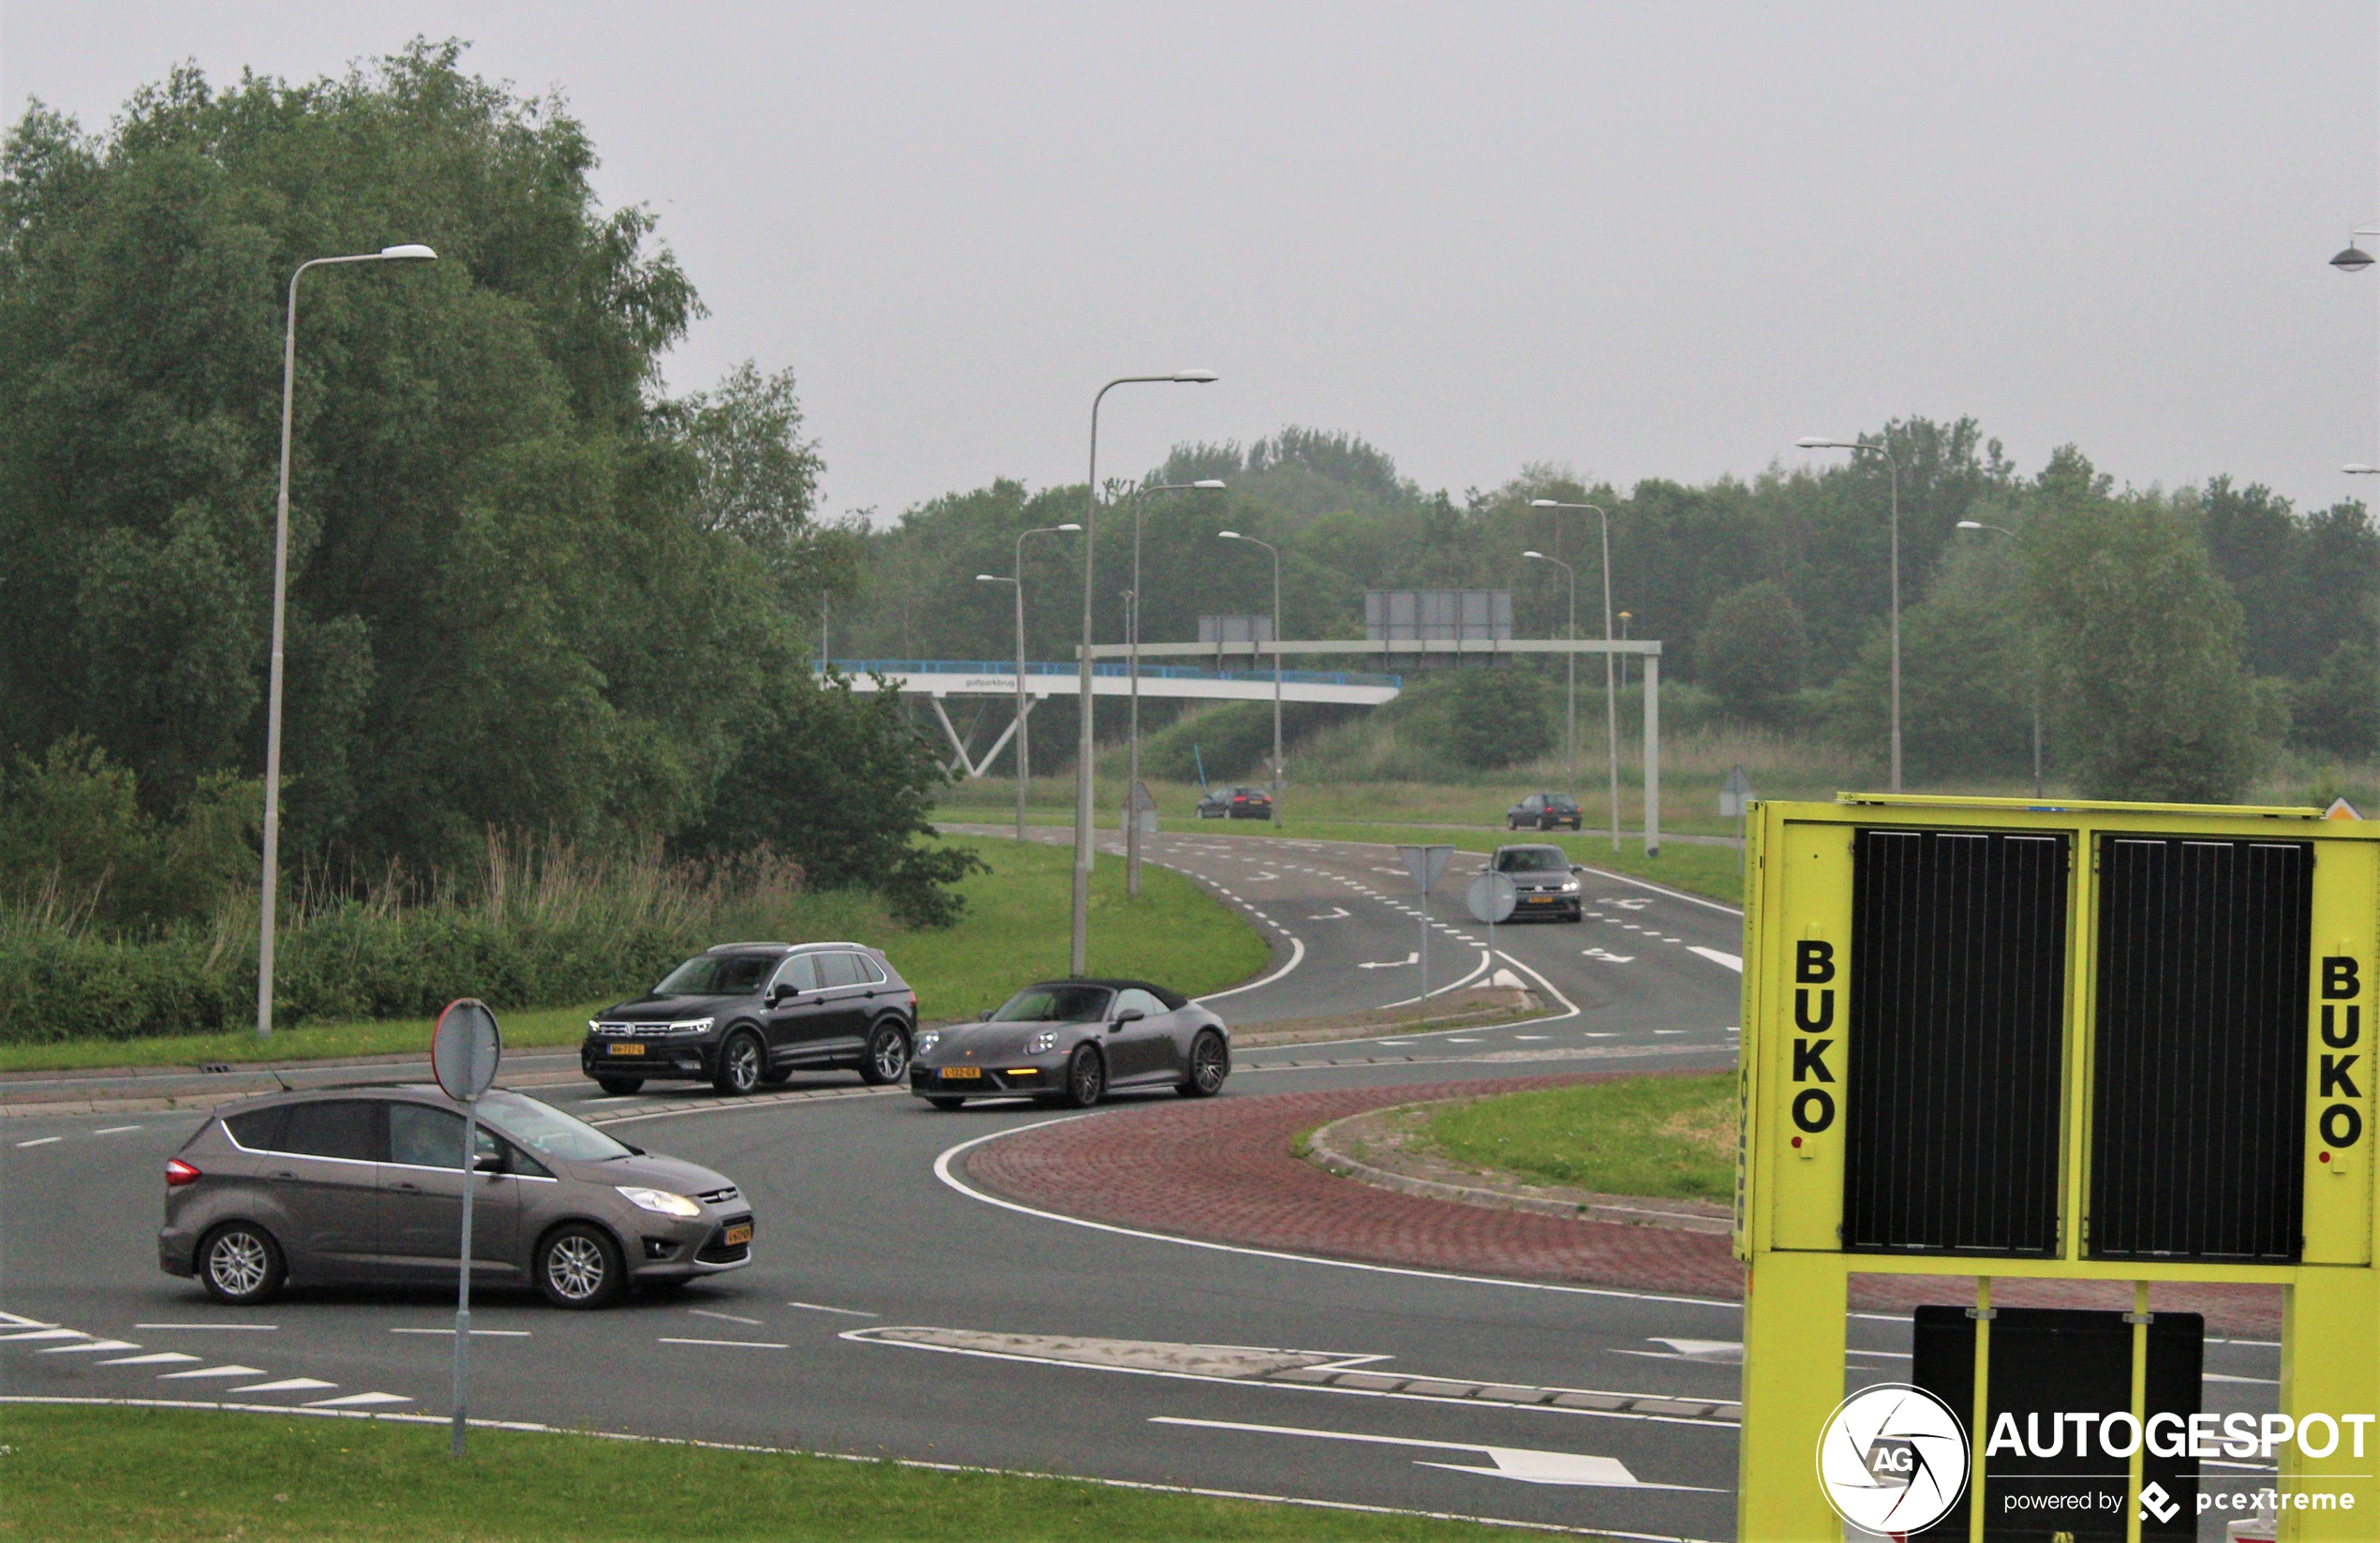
821, 659, 1403, 706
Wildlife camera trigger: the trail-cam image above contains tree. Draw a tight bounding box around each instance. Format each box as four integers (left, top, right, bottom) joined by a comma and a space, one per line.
2294, 642, 2380, 759
2023, 448, 2272, 802
1827, 540, 2035, 782
1696, 581, 1809, 719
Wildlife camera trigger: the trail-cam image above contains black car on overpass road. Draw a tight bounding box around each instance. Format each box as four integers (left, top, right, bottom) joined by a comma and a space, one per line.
582, 941, 917, 1096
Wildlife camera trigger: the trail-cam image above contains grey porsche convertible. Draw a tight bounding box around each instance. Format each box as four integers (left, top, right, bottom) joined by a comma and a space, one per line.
908, 978, 1231, 1109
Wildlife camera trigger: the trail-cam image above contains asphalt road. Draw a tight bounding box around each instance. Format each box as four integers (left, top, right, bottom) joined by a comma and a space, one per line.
0, 830, 2281, 1541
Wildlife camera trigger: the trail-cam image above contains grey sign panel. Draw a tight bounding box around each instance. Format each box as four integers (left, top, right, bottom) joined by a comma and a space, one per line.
1466, 870, 1518, 924
1197, 614, 1275, 645
431, 1000, 502, 1101
1399, 843, 1455, 892
1719, 764, 1755, 818
1364, 589, 1512, 643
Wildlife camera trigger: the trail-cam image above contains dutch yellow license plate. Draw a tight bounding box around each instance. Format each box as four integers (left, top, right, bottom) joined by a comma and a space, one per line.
609, 1043, 647, 1056
722, 1223, 752, 1247
941, 1066, 981, 1080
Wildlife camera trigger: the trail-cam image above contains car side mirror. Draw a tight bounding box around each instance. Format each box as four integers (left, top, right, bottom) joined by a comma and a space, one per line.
622, 1144, 647, 1156
472, 1151, 505, 1173
1571, 864, 1585, 874
1112, 1009, 1144, 1027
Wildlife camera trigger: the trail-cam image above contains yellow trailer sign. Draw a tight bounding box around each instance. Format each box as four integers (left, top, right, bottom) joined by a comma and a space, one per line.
1735, 794, 2376, 1541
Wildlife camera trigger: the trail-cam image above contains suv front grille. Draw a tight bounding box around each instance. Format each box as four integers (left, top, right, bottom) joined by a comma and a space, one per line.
591, 1022, 676, 1039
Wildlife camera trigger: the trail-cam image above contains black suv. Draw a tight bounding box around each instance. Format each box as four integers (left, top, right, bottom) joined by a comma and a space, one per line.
581, 942, 917, 1096
1506, 792, 1583, 831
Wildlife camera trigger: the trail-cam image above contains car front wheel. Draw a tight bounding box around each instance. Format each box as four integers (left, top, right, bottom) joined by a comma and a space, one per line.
1060, 1044, 1107, 1108
594, 1076, 643, 1095
712, 1031, 765, 1095
859, 1021, 911, 1086
199, 1223, 286, 1305
537, 1224, 625, 1309
1177, 1031, 1228, 1098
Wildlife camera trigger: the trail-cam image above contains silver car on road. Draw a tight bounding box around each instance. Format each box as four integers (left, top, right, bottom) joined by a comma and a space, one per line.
158, 1086, 751, 1309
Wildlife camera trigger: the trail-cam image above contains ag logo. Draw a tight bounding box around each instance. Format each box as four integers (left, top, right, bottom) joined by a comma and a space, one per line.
1816, 1384, 1970, 1535
2138, 1481, 2180, 1524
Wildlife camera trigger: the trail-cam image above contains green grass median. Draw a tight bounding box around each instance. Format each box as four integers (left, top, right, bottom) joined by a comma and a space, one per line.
0, 837, 1266, 1076
0, 1405, 1584, 1541
1427, 1073, 1737, 1202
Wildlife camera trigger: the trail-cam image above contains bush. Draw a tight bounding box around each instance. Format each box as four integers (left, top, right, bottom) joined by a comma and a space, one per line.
1695, 581, 1808, 719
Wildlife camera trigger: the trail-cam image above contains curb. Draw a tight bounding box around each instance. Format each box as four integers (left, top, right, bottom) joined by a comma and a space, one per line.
1302, 1098, 1734, 1235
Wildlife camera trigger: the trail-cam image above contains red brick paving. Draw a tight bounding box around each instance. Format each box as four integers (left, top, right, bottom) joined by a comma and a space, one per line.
964, 1075, 2281, 1339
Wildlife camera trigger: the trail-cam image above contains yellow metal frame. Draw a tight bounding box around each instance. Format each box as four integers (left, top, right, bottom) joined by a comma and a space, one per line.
1736, 794, 2378, 1542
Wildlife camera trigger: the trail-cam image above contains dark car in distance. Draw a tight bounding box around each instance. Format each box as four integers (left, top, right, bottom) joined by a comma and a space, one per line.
159, 1086, 751, 1309
1197, 784, 1273, 820
1490, 843, 1586, 921
910, 979, 1230, 1109
1506, 792, 1583, 831
582, 942, 917, 1096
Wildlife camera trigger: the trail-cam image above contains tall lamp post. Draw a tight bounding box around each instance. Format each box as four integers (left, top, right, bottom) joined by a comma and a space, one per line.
1953, 520, 2044, 796
1796, 436, 1904, 793
1124, 480, 1226, 896
1616, 611, 1632, 693
1072, 371, 1216, 976
258, 243, 438, 1039
1217, 530, 1284, 824
1527, 498, 1620, 853
976, 522, 1080, 842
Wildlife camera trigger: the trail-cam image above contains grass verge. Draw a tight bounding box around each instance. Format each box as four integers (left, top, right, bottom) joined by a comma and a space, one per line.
1425, 1073, 1736, 1202
0, 1404, 1584, 1542
0, 838, 1266, 1075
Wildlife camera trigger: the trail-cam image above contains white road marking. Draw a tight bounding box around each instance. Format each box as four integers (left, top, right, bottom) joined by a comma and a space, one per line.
1443, 1038, 1480, 1045
659, 1337, 790, 1350
1305, 907, 1351, 920
91, 1125, 142, 1135
136, 1323, 275, 1330
0, 1313, 55, 1328
307, 1391, 411, 1407
98, 1352, 201, 1366
0, 1328, 87, 1343
390, 1328, 530, 1337
14, 1137, 60, 1148
1148, 1417, 1718, 1491
231, 1377, 337, 1393
786, 1301, 880, 1317
1688, 947, 1743, 972
688, 1309, 765, 1326
1650, 1339, 1742, 1360
1357, 953, 1419, 970
1513, 1035, 1549, 1041
1195, 934, 1307, 1004
38, 1340, 141, 1355
2205, 1372, 2281, 1385
159, 1364, 268, 1379
1583, 948, 1636, 963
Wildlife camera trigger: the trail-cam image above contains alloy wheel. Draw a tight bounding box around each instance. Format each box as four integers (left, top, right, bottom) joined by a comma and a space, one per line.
1192, 1035, 1227, 1094
546, 1235, 606, 1301
871, 1029, 909, 1081
207, 1231, 269, 1296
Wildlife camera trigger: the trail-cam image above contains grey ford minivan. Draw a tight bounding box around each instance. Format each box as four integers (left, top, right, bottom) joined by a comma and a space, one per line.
159, 1086, 751, 1309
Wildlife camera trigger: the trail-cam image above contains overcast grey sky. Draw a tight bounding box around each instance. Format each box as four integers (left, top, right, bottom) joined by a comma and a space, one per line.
6, 3, 2377, 523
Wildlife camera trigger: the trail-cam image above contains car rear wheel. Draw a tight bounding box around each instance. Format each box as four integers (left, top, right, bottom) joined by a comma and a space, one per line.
537, 1223, 625, 1309
859, 1021, 911, 1086
1177, 1031, 1228, 1098
926, 1096, 968, 1111
199, 1222, 286, 1305
594, 1076, 644, 1095
1060, 1044, 1107, 1108
712, 1030, 765, 1095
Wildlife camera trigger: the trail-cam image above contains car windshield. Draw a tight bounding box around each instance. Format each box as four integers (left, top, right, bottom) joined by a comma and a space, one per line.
652, 952, 778, 997
990, 984, 1115, 1023
479, 1094, 634, 1163
1495, 848, 1569, 874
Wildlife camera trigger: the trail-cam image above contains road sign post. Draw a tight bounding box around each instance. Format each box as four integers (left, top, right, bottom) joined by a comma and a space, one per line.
1718, 764, 1754, 872
431, 999, 501, 1457
1399, 845, 1454, 1007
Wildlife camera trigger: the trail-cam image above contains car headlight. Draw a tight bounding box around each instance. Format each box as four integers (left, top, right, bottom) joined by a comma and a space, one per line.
1560, 880, 1580, 893
666, 1017, 715, 1037
616, 1186, 704, 1217
1027, 1031, 1058, 1054
915, 1031, 941, 1055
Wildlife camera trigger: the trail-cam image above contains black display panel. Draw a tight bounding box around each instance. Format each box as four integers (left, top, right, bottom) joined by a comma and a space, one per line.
1845, 828, 2070, 1254
2090, 837, 2311, 1262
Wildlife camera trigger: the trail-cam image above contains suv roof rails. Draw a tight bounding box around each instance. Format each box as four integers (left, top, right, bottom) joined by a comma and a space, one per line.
706, 941, 794, 953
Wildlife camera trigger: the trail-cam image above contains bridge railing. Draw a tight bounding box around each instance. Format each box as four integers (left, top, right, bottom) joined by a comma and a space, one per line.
820, 658, 1404, 690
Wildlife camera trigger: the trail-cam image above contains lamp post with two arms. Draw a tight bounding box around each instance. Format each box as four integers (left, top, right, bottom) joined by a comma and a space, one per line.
1526, 497, 1620, 853
1123, 479, 1226, 896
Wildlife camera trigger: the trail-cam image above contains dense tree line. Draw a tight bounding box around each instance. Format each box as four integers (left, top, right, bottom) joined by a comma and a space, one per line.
835, 420, 2377, 801
0, 45, 966, 927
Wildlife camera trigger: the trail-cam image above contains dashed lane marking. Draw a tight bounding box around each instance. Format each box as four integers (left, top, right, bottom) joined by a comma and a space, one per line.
660, 1337, 790, 1350
158, 1364, 268, 1379
391, 1328, 530, 1337
14, 1136, 60, 1148
231, 1377, 337, 1394
136, 1323, 275, 1330
786, 1301, 879, 1317
689, 1309, 765, 1327
98, 1352, 200, 1366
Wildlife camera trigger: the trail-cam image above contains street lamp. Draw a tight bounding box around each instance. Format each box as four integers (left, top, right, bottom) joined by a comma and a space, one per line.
1124, 479, 1226, 897
1072, 371, 1216, 975
258, 243, 438, 1039
1953, 519, 2044, 796
976, 523, 1081, 842
1616, 611, 1633, 694
1217, 530, 1284, 824
1528, 498, 1621, 853
1797, 436, 1904, 792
